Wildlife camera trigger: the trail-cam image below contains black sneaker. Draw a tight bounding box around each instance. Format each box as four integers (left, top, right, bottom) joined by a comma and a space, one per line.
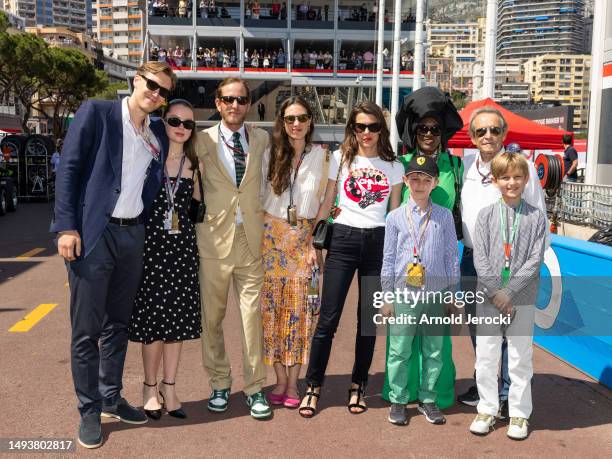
78, 413, 103, 449
498, 399, 509, 420
417, 402, 446, 425
457, 385, 480, 407
101, 397, 148, 424
388, 403, 408, 426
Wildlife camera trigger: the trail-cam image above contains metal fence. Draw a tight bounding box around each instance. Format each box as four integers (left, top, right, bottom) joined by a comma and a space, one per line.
546, 182, 612, 229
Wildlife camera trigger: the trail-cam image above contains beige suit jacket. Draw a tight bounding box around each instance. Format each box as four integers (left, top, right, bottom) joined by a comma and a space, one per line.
195, 123, 269, 260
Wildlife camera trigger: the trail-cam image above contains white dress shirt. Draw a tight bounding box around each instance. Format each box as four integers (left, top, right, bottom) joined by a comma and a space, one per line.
217, 122, 249, 224
112, 97, 156, 219
461, 150, 547, 249
261, 144, 327, 219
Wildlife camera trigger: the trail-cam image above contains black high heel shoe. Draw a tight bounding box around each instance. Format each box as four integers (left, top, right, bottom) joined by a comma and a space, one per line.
159, 381, 187, 419
143, 381, 162, 420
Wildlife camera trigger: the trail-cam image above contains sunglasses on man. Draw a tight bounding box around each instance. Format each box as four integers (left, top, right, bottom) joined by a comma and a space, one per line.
283, 114, 311, 124
139, 74, 172, 99
475, 126, 503, 138
416, 124, 441, 136
166, 117, 196, 130
353, 122, 382, 133
219, 95, 250, 106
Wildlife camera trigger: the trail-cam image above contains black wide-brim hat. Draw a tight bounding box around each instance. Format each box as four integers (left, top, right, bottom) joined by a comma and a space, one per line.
395, 87, 463, 151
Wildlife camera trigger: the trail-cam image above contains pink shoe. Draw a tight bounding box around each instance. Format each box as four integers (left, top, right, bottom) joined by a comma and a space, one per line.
283, 395, 300, 409
268, 392, 287, 405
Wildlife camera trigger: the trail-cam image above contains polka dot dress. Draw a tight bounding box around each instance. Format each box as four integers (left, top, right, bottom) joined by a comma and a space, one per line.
129, 176, 202, 344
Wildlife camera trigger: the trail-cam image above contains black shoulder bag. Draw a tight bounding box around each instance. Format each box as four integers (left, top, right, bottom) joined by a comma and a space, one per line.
189, 168, 206, 224
311, 153, 343, 250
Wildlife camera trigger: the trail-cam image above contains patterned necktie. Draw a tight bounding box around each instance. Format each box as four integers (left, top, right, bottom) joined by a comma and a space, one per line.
232, 131, 246, 186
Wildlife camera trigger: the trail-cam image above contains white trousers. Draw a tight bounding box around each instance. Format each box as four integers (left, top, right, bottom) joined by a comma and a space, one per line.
475, 304, 535, 419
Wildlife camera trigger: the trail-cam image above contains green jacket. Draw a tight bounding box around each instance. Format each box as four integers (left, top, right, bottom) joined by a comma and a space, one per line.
399, 150, 464, 211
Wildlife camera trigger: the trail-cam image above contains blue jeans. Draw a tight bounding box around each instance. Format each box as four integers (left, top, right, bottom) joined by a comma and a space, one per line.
461, 248, 510, 400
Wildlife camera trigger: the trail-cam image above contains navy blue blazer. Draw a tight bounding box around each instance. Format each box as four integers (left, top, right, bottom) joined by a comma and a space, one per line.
51, 99, 168, 258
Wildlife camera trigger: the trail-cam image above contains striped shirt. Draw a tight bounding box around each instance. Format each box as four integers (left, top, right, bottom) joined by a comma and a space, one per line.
381, 199, 460, 295
472, 199, 547, 304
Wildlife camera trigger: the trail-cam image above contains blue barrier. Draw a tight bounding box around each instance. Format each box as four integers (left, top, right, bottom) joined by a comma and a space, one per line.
535, 235, 612, 389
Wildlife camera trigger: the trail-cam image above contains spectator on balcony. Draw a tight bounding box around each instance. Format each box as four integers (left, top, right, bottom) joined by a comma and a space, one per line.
315, 51, 324, 70
297, 3, 308, 20
323, 51, 332, 69
200, 0, 208, 18
339, 50, 347, 70
221, 6, 229, 18
184, 48, 192, 66
251, 50, 260, 68
307, 6, 316, 20
360, 3, 367, 21
197, 46, 204, 66
158, 48, 168, 62
354, 52, 363, 70
216, 48, 224, 67
151, 0, 160, 15
271, 51, 278, 68
230, 51, 237, 67
263, 52, 271, 69
271, 2, 281, 18
252, 1, 261, 19
277, 49, 286, 68
210, 48, 218, 67
324, 4, 329, 21
223, 53, 231, 67
281, 2, 287, 19
363, 49, 374, 70
308, 50, 316, 69
204, 48, 212, 67
159, 0, 169, 16
178, 0, 187, 17
245, 1, 252, 19
244, 48, 250, 67
293, 49, 302, 68
208, 0, 217, 17
173, 45, 184, 66
151, 46, 159, 61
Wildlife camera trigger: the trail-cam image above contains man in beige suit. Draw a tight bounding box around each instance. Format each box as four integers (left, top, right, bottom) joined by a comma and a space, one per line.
195, 78, 271, 419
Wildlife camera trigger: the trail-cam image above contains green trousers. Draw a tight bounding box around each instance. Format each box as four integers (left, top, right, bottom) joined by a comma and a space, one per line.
384, 302, 455, 407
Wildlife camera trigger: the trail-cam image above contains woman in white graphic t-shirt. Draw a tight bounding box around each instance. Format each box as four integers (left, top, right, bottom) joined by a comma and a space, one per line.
299, 101, 403, 418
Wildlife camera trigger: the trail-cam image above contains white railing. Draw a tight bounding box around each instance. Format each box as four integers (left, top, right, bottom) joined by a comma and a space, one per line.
550, 182, 612, 229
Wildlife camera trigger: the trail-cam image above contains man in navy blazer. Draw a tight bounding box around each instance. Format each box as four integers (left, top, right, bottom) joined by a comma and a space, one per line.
51, 62, 176, 449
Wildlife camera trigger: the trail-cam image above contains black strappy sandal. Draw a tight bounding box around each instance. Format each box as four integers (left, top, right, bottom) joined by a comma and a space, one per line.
347, 383, 367, 414
298, 385, 320, 418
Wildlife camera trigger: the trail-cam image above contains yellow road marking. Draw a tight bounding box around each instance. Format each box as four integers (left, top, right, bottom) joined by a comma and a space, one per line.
15, 248, 45, 259
9, 303, 58, 332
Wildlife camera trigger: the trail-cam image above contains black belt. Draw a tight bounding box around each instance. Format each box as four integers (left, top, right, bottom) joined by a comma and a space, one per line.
109, 214, 144, 226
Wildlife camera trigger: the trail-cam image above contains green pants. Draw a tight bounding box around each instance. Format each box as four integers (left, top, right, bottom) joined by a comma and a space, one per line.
386, 302, 445, 405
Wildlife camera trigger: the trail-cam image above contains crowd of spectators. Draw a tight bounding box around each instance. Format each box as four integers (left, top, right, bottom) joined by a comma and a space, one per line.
244, 48, 287, 68
150, 44, 413, 71
245, 2, 287, 20
149, 0, 232, 18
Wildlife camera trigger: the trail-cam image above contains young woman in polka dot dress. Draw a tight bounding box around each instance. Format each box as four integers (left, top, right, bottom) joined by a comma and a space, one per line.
129, 99, 203, 420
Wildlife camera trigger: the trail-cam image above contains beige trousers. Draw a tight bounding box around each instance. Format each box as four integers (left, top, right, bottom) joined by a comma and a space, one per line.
199, 226, 266, 396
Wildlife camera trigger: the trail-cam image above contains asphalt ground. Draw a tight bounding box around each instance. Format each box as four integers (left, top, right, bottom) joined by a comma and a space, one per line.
1, 202, 611, 458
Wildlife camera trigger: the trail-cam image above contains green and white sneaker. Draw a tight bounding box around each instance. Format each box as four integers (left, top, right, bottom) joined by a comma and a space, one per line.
246, 391, 272, 419
207, 388, 230, 412
507, 417, 529, 440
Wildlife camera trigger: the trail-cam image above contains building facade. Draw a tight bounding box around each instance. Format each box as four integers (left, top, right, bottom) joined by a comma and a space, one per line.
524, 54, 591, 131
497, 0, 586, 61
426, 18, 485, 97
92, 0, 144, 64
3, 0, 88, 31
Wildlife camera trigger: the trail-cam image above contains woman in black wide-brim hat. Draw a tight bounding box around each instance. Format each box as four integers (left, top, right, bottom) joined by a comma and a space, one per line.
381, 87, 463, 413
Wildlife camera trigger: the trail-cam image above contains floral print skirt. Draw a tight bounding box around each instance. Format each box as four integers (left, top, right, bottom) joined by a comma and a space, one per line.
261, 213, 317, 366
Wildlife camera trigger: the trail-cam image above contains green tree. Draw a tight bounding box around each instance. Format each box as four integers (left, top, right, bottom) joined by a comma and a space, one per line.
451, 90, 468, 110
34, 47, 108, 138
0, 10, 9, 34
93, 81, 129, 100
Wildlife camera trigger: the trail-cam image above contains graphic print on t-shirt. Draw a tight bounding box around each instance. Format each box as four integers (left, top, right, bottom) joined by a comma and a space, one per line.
343, 167, 391, 209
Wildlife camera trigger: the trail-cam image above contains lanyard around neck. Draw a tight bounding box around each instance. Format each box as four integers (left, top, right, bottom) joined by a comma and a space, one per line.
406, 201, 433, 259
476, 157, 492, 184
288, 150, 307, 207
163, 155, 186, 211
498, 199, 523, 261
218, 125, 249, 156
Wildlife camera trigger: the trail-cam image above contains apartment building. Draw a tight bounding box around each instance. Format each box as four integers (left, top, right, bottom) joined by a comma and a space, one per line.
3, 0, 88, 31
523, 54, 591, 131
92, 0, 143, 64
497, 0, 585, 61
